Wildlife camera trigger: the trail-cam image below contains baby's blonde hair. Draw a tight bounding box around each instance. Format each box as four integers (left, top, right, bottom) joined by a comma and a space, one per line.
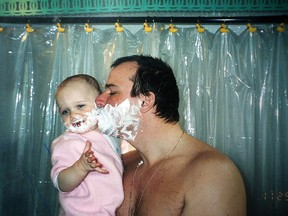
56, 74, 102, 97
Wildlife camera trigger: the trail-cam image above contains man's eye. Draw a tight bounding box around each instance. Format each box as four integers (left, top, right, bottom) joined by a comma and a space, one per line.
109, 92, 116, 96
77, 104, 85, 109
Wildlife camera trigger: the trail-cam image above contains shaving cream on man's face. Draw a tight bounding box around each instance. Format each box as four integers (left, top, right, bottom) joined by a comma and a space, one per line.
95, 99, 141, 141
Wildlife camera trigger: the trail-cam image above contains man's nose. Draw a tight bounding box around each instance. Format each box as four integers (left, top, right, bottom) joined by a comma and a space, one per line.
95, 93, 108, 108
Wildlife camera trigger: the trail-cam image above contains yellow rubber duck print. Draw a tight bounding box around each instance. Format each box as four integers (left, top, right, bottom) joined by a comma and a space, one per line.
277, 23, 285, 32
169, 23, 178, 33
220, 23, 229, 33
115, 22, 124, 32
143, 22, 152, 32
84, 23, 93, 33
247, 23, 257, 33
25, 24, 34, 33
56, 23, 65, 33
196, 23, 205, 33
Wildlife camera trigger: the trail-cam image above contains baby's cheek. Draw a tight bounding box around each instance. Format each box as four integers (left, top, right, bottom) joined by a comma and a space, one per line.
63, 119, 70, 127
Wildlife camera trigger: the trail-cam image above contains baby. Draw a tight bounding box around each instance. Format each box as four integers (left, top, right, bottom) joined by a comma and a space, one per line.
50, 74, 123, 216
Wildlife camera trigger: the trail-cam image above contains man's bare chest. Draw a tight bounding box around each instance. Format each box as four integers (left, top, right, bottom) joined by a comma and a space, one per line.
127, 164, 186, 215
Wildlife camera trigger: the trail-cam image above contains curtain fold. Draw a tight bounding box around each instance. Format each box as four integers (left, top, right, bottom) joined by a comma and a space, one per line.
182, 27, 213, 142
209, 26, 247, 154
0, 23, 287, 216
261, 27, 288, 215
135, 23, 164, 57
159, 26, 193, 137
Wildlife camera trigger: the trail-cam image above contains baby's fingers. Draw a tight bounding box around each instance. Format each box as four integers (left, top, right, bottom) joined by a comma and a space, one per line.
83, 140, 92, 153
87, 155, 97, 163
90, 161, 109, 174
94, 167, 109, 174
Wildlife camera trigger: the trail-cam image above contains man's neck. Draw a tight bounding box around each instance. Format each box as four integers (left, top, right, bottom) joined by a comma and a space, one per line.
132, 121, 183, 166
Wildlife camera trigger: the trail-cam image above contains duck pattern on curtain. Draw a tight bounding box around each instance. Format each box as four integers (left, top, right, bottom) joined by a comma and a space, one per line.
0, 22, 287, 216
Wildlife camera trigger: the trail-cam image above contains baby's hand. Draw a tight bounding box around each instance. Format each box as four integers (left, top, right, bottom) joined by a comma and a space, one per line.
80, 140, 109, 174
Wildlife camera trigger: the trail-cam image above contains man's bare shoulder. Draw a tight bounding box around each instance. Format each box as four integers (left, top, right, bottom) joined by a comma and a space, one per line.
181, 136, 244, 192
179, 136, 229, 169
180, 137, 246, 216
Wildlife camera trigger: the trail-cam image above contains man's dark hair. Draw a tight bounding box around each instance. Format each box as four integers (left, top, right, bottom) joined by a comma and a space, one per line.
111, 55, 179, 123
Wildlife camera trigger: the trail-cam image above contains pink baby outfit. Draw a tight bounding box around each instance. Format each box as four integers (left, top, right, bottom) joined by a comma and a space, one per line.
51, 130, 124, 216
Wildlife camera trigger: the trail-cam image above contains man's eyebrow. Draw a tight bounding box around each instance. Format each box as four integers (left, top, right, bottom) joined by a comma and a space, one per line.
105, 83, 117, 89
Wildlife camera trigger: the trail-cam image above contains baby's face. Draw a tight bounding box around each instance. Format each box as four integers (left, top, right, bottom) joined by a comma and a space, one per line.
56, 81, 99, 133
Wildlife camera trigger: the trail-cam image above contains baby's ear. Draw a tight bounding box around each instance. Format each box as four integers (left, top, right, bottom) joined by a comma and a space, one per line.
140, 92, 155, 113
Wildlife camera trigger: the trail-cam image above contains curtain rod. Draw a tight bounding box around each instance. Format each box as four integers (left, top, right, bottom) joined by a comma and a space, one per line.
0, 15, 287, 24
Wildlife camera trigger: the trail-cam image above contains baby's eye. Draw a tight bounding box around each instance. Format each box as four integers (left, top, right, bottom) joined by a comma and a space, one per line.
61, 110, 69, 116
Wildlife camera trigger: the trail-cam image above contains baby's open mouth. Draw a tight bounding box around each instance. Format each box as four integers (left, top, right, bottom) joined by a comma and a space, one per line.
72, 120, 85, 127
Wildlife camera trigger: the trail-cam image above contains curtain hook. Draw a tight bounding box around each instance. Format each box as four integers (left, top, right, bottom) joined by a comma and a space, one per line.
247, 16, 257, 33
197, 16, 201, 24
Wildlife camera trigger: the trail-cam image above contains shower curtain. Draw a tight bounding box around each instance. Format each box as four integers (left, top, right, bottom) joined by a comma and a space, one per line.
0, 22, 287, 216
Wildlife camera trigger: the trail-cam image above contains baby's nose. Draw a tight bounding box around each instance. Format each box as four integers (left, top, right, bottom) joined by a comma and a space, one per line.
70, 111, 81, 120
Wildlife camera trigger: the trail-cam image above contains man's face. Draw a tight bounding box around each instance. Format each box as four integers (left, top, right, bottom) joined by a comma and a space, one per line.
95, 61, 142, 140
96, 61, 138, 107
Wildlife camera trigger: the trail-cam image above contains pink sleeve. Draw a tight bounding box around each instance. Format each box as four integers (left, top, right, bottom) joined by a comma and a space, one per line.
50, 134, 84, 189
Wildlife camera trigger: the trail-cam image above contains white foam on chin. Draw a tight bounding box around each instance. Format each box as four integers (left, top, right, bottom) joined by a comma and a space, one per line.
65, 109, 99, 134
95, 99, 141, 140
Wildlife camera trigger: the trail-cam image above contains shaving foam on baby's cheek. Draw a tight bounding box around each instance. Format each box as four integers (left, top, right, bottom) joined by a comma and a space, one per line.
95, 99, 141, 140
65, 110, 99, 134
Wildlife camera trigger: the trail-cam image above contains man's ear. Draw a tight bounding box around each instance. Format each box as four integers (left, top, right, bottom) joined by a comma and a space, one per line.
140, 92, 155, 113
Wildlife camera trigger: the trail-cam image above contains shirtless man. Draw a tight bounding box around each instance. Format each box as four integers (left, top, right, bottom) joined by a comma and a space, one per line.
96, 55, 246, 216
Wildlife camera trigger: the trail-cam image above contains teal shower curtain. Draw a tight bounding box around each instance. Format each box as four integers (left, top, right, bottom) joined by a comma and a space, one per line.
0, 22, 287, 216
